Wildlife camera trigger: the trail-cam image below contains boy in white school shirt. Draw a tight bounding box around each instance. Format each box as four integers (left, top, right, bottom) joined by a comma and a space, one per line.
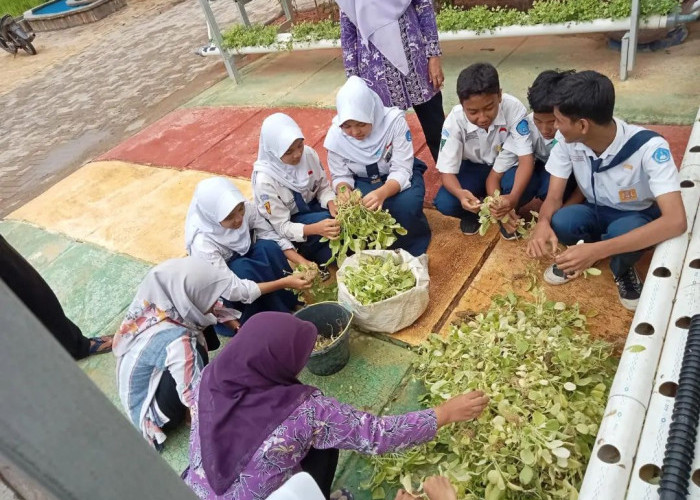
494, 69, 579, 202
527, 71, 686, 311
433, 62, 539, 239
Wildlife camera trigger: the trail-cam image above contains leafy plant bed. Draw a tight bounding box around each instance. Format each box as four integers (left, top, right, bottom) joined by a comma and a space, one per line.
221, 0, 680, 50
365, 289, 617, 499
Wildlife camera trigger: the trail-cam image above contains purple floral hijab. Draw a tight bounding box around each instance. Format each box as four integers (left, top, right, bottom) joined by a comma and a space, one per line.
197, 312, 318, 495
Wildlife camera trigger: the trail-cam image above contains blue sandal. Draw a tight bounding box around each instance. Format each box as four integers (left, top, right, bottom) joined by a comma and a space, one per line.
88, 335, 113, 355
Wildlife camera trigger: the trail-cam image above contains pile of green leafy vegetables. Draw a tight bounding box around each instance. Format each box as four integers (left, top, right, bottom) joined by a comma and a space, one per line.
292, 263, 338, 304
220, 0, 679, 49
366, 288, 617, 499
322, 188, 407, 266
341, 254, 416, 305
477, 190, 537, 237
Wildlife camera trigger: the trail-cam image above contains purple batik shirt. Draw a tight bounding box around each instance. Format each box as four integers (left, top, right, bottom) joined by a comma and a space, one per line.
340, 0, 442, 110
184, 387, 437, 499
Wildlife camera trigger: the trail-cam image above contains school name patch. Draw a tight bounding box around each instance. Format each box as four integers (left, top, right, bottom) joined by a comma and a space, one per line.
652, 147, 671, 163
516, 119, 530, 136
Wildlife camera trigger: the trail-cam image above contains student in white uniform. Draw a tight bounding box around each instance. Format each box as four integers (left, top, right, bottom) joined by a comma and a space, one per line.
252, 113, 340, 267
433, 63, 537, 239
494, 69, 579, 202
324, 76, 431, 256
527, 71, 686, 310
185, 177, 311, 334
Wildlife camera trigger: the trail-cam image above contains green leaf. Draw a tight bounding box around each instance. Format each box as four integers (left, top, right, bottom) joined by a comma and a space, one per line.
519, 465, 534, 485
563, 382, 577, 391
520, 448, 536, 466
627, 344, 646, 353
585, 267, 602, 276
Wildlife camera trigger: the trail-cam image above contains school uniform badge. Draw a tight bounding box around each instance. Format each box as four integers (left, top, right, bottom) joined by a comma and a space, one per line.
516, 119, 530, 136
405, 130, 412, 142
652, 147, 671, 163
264, 201, 271, 214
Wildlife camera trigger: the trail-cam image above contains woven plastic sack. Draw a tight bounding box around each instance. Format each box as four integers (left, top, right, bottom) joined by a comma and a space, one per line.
337, 249, 429, 333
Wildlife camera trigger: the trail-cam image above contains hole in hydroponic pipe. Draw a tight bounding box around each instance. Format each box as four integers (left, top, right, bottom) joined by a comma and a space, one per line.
690, 259, 700, 269
681, 180, 695, 188
598, 444, 621, 464
653, 267, 672, 278
639, 464, 662, 485
659, 381, 678, 397
677, 317, 691, 329
635, 323, 655, 335
690, 145, 700, 153
692, 469, 700, 487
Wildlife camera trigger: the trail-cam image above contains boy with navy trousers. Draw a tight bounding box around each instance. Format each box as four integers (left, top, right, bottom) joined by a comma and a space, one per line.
527, 71, 686, 311
494, 69, 578, 202
433, 62, 541, 239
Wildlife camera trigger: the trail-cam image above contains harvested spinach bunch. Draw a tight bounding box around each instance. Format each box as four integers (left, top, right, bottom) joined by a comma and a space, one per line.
321, 188, 407, 265
341, 254, 416, 305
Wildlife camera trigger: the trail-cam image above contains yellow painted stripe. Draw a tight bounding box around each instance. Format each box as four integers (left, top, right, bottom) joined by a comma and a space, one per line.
9, 161, 253, 264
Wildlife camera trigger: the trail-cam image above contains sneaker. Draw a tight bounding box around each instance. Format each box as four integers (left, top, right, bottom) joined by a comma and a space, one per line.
543, 264, 579, 285
460, 216, 479, 235
615, 267, 643, 311
499, 223, 518, 241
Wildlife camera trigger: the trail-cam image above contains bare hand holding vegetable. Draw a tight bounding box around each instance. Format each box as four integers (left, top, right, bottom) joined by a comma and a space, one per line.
283, 274, 313, 291
460, 190, 481, 213
527, 221, 558, 258
555, 241, 602, 274
423, 476, 458, 500
363, 190, 387, 211
306, 218, 341, 239
335, 183, 353, 203
489, 193, 515, 219
435, 391, 489, 427
328, 200, 338, 218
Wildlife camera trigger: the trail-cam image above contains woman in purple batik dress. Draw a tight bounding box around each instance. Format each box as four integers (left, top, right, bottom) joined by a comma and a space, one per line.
338, 0, 446, 163
183, 312, 489, 500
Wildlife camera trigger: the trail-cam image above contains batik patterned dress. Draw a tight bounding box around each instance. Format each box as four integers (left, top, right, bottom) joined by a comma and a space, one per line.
184, 387, 437, 499
340, 0, 442, 110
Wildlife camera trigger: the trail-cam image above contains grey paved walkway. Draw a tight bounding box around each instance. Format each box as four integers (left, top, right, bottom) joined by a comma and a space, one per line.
0, 0, 288, 217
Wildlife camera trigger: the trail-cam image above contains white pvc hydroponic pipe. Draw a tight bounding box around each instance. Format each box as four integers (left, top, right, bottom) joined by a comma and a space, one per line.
228, 16, 670, 54
580, 107, 700, 500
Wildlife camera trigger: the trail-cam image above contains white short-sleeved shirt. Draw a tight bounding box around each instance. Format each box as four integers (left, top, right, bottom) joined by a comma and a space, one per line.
545, 118, 680, 211
253, 147, 336, 242
436, 93, 532, 174
327, 117, 414, 192
188, 201, 295, 304
493, 113, 558, 172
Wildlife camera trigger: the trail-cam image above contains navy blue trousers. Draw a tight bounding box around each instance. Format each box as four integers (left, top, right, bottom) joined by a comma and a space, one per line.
214, 239, 298, 336
433, 160, 547, 222
291, 202, 333, 266
551, 202, 661, 277
354, 159, 431, 256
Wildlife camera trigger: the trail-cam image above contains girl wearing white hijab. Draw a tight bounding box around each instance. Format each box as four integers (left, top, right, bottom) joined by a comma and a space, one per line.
253, 113, 340, 266
114, 257, 234, 450
324, 76, 431, 256
185, 177, 311, 334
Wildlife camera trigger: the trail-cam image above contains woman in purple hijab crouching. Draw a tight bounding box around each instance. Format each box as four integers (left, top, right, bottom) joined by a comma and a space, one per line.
182, 312, 489, 499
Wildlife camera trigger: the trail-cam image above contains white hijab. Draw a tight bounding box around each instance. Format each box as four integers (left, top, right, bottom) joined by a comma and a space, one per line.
252, 113, 311, 193
113, 257, 231, 357
336, 0, 412, 75
323, 75, 405, 165
266, 473, 325, 500
184, 177, 252, 256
